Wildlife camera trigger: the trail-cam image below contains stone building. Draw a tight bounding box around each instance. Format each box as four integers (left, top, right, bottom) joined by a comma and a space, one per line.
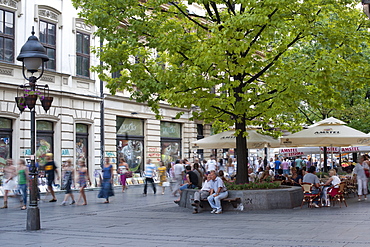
0, 0, 200, 188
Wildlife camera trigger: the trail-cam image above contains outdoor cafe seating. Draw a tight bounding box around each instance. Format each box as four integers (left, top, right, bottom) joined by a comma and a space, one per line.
301, 182, 321, 208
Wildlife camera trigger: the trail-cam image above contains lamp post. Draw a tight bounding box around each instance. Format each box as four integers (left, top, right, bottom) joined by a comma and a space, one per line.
16, 28, 50, 231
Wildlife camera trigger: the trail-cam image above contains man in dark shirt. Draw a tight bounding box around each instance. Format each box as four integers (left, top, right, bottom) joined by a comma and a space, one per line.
180, 165, 199, 191
44, 153, 59, 202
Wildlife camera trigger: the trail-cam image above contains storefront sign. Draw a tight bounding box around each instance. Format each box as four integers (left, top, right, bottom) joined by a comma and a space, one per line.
160, 122, 181, 138
148, 147, 160, 152
117, 117, 143, 136
148, 153, 161, 157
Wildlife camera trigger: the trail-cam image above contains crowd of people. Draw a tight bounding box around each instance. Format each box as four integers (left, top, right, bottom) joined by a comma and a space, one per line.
1, 153, 369, 212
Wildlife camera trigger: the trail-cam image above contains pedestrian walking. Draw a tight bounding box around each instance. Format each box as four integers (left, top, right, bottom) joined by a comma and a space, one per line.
44, 153, 59, 202
17, 159, 28, 210
77, 160, 90, 205
98, 157, 114, 203
172, 159, 184, 197
353, 155, 369, 201
118, 158, 129, 192
143, 159, 156, 195
1, 159, 17, 209
157, 161, 167, 195
60, 159, 75, 206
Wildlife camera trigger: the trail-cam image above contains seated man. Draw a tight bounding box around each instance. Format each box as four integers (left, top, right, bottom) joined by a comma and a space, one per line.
179, 165, 199, 191
191, 173, 212, 214
248, 168, 256, 183
302, 166, 321, 208
207, 171, 228, 214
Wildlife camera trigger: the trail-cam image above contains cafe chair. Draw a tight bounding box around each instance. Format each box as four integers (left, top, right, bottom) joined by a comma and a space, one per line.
330, 182, 347, 208
344, 178, 357, 198
301, 183, 321, 208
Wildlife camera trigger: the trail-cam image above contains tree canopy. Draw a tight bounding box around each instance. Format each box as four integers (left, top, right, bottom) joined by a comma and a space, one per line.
73, 0, 370, 183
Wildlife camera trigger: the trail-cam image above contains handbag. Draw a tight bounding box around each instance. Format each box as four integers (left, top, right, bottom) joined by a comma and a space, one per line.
163, 181, 170, 187
125, 171, 133, 178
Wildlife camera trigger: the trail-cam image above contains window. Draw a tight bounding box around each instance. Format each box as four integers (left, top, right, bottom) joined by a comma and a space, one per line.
39, 20, 56, 70
0, 9, 14, 62
160, 122, 182, 165
116, 117, 144, 173
0, 117, 12, 162
36, 121, 54, 166
76, 123, 89, 169
76, 32, 90, 77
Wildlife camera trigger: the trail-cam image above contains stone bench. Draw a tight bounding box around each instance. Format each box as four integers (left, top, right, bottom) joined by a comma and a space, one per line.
176, 186, 303, 211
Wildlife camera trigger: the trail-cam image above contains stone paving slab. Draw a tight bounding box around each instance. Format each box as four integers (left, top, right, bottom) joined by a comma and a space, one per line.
1, 185, 370, 246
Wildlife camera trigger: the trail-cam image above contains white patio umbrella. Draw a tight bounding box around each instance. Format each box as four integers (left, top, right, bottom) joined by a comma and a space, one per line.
192, 129, 280, 149
280, 117, 370, 147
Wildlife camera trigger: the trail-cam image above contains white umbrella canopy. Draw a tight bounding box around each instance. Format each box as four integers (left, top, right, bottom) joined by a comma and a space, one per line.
192, 129, 280, 149
307, 117, 346, 128
281, 118, 370, 147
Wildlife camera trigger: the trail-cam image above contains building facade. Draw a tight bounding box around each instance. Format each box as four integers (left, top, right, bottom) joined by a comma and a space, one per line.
0, 0, 198, 188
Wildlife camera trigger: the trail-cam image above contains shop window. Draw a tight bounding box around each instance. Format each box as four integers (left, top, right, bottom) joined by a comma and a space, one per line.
0, 9, 14, 62
36, 120, 54, 166
116, 117, 144, 172
161, 122, 181, 165
39, 20, 56, 70
76, 123, 89, 169
0, 117, 12, 163
76, 32, 90, 77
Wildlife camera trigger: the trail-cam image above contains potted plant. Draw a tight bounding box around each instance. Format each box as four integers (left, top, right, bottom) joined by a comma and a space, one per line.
15, 96, 26, 113
24, 89, 40, 110
40, 95, 53, 112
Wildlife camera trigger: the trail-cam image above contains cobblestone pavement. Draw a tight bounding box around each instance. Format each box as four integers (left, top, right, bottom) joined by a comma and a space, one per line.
1, 185, 370, 247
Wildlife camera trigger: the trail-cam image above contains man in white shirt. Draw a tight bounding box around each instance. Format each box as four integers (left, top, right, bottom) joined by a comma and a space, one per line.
172, 159, 184, 197
206, 155, 217, 172
191, 173, 212, 214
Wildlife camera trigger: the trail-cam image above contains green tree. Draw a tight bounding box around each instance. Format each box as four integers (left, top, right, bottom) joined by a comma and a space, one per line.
73, 0, 370, 183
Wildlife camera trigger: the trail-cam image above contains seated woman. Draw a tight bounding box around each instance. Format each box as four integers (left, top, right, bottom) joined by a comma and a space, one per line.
288, 168, 303, 186
321, 169, 341, 207
218, 170, 229, 183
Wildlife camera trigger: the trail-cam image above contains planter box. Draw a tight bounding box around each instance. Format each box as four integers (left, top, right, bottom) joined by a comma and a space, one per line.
178, 186, 303, 211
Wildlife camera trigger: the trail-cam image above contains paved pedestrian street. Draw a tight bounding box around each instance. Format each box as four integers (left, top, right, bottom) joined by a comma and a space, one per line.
1, 185, 370, 247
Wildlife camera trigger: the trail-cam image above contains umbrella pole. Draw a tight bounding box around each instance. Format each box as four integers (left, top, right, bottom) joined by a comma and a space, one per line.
323, 146, 328, 173
331, 145, 334, 170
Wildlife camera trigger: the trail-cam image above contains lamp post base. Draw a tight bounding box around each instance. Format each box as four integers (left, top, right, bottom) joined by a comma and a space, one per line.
26, 206, 40, 230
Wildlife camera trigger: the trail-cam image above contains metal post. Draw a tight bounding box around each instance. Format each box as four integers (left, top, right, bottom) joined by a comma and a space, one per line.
100, 40, 105, 169
27, 77, 40, 230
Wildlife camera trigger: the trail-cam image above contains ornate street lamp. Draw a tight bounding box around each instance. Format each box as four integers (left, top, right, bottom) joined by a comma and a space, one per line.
16, 28, 50, 231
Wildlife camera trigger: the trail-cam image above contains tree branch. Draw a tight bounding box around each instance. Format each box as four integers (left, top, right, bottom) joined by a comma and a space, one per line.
169, 2, 209, 31
211, 105, 236, 117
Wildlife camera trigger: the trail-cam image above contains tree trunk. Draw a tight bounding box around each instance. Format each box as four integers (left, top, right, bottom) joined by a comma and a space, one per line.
235, 118, 248, 184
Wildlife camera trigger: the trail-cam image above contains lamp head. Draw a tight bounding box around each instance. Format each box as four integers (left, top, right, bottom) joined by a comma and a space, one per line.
17, 30, 49, 74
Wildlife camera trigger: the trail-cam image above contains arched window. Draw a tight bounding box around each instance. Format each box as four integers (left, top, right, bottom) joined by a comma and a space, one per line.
76, 123, 89, 169
0, 117, 12, 162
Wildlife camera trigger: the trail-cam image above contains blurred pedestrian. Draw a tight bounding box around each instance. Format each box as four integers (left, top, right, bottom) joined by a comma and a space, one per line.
118, 158, 129, 192
44, 153, 59, 202
143, 159, 156, 195
18, 159, 28, 210
60, 159, 75, 206
1, 159, 16, 209
172, 159, 184, 197
353, 155, 369, 201
77, 160, 90, 205
98, 157, 114, 203
157, 161, 167, 195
